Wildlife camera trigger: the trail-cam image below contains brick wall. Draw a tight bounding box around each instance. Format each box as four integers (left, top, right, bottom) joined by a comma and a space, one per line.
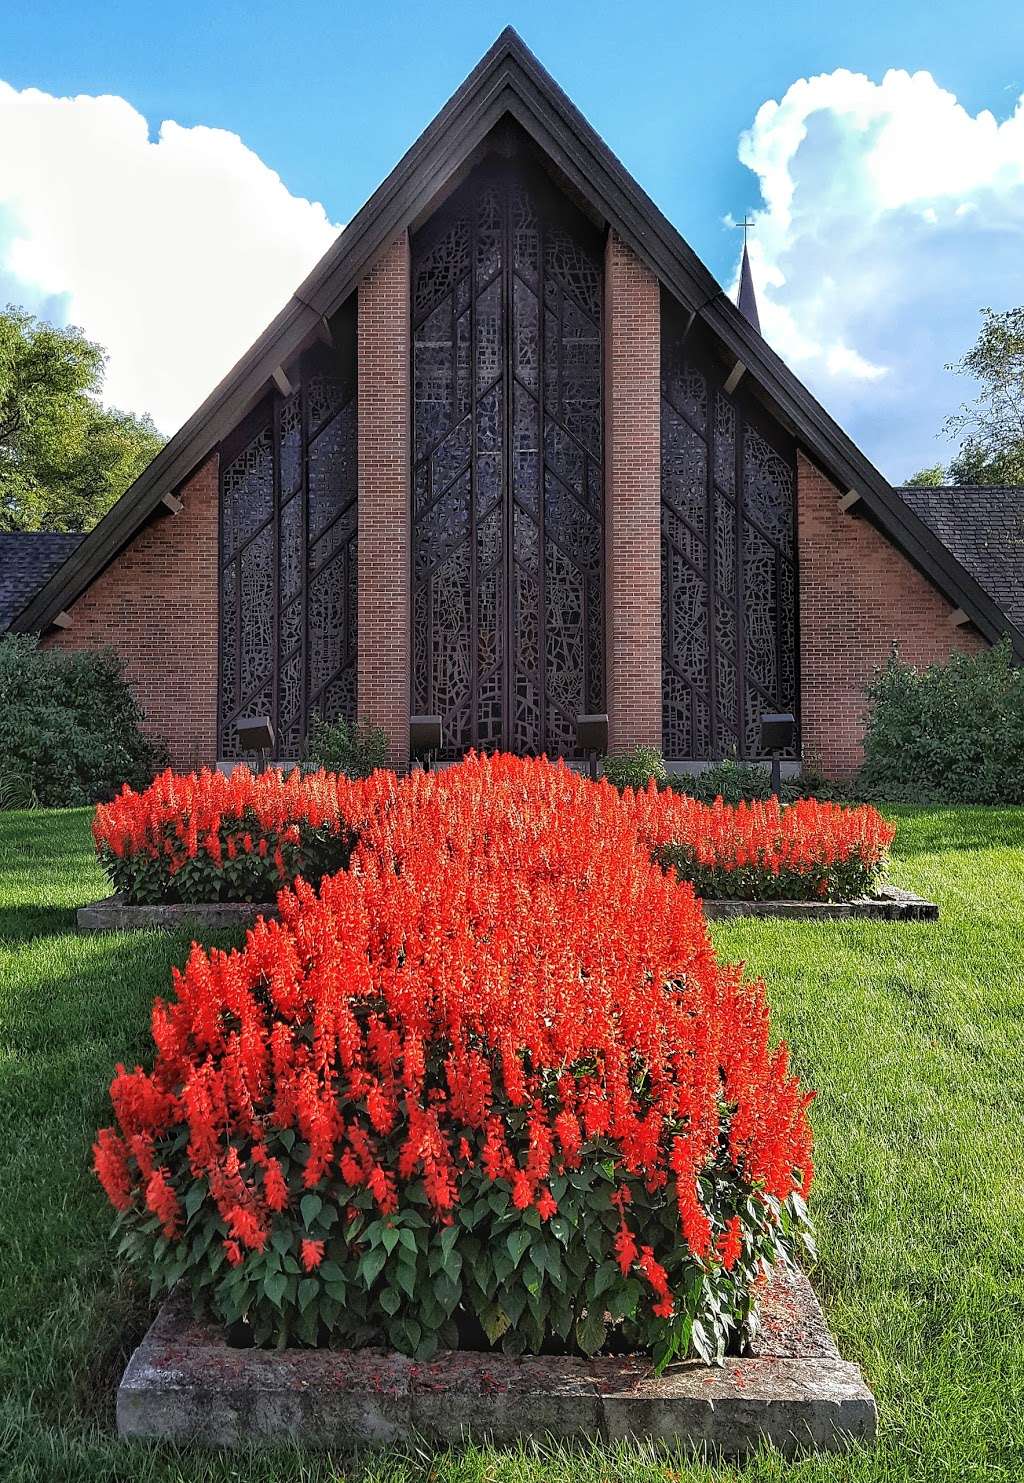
357, 232, 411, 770
797, 452, 988, 778
42, 455, 220, 771
604, 231, 662, 753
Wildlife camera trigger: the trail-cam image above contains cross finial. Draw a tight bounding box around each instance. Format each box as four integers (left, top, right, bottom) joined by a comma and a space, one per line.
736, 217, 755, 249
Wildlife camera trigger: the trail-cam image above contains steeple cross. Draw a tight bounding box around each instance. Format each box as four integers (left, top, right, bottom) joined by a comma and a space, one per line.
736, 218, 755, 249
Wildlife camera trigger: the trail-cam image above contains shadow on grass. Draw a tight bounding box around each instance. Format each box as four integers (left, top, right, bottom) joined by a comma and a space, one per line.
0, 901, 82, 945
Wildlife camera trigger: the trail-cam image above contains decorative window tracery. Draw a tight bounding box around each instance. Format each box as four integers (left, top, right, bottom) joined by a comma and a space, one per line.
218, 331, 357, 759
411, 158, 604, 758
661, 301, 798, 759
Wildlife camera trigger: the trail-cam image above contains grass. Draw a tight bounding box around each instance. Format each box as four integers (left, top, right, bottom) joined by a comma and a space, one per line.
1, 806, 1022, 1482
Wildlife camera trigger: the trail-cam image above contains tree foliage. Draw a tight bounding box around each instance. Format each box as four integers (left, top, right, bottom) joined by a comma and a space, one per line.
906, 307, 1024, 488
944, 307, 1024, 486
859, 641, 1024, 804
904, 464, 946, 487
0, 635, 167, 807
0, 306, 165, 532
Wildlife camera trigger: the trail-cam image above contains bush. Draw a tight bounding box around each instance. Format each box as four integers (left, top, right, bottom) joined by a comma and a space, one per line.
92, 766, 395, 904
303, 714, 389, 780
668, 758, 773, 805
643, 794, 894, 902
601, 745, 668, 791
859, 641, 1024, 804
0, 635, 167, 807
94, 755, 814, 1367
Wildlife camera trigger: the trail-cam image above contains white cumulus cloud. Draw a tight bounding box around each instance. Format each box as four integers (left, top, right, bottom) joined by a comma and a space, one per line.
0, 82, 341, 434
735, 68, 1024, 479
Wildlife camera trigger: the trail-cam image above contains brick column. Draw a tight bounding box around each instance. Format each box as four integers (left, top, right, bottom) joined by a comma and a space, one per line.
358, 232, 411, 770
43, 453, 220, 770
604, 231, 662, 754
797, 452, 987, 778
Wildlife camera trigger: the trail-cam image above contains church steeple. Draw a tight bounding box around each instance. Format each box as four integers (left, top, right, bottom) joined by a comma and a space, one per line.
737, 239, 761, 334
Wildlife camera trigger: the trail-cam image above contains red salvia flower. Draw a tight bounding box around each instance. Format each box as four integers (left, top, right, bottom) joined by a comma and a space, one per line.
300, 1238, 325, 1272
93, 753, 820, 1329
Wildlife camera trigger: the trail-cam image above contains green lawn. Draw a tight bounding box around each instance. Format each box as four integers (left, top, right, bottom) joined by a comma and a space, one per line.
1, 806, 1023, 1482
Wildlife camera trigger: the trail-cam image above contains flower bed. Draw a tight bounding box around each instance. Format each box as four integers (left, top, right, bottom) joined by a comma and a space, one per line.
637, 792, 895, 902
92, 766, 395, 905
95, 755, 815, 1369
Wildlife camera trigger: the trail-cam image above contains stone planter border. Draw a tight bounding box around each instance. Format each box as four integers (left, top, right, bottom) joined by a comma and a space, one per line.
701, 885, 937, 921
79, 884, 937, 933
117, 1264, 876, 1456
77, 894, 277, 934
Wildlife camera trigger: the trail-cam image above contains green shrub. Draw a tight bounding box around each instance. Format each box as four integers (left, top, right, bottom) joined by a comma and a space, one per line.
601, 745, 667, 790
668, 757, 773, 805
859, 641, 1024, 804
0, 635, 167, 808
303, 713, 389, 779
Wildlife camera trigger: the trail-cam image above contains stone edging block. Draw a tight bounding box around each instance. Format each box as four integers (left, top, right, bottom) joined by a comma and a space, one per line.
702, 886, 937, 921
77, 894, 278, 934
117, 1265, 876, 1455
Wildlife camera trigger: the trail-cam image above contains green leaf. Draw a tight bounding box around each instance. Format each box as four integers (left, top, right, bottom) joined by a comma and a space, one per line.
395, 1258, 417, 1299
300, 1193, 322, 1229
575, 1307, 607, 1356
506, 1228, 532, 1267
382, 1227, 400, 1254
549, 1215, 571, 1246
481, 1304, 511, 1344
298, 1277, 320, 1312
358, 1247, 388, 1288
379, 1285, 402, 1316
264, 1272, 287, 1309
590, 1260, 619, 1299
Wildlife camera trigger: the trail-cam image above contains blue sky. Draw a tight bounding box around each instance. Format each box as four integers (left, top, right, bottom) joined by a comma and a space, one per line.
2, 0, 1023, 477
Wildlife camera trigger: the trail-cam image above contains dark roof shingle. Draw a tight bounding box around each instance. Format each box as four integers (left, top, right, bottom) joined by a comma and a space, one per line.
897, 486, 1024, 631
0, 533, 84, 632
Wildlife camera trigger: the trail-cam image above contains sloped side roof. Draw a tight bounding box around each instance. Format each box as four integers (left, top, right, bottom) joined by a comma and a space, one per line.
0, 533, 83, 631
899, 485, 1024, 631
7, 27, 1024, 658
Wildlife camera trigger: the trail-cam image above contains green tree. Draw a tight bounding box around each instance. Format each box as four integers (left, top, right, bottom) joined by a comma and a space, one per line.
944, 306, 1024, 486
904, 463, 947, 487
0, 306, 165, 532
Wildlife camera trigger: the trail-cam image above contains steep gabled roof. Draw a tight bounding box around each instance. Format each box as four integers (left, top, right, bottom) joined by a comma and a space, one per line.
899, 485, 1024, 631
0, 532, 83, 630
9, 26, 1024, 656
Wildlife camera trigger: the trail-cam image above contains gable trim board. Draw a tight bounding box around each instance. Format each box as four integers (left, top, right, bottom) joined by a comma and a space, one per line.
8, 26, 1023, 664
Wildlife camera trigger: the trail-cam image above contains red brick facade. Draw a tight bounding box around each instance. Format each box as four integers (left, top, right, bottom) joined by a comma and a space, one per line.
42, 455, 219, 771
604, 231, 662, 753
797, 453, 988, 778
357, 232, 412, 770
32, 252, 999, 787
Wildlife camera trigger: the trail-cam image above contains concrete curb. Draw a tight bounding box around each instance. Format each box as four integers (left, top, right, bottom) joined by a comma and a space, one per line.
77, 894, 278, 934
117, 1265, 876, 1455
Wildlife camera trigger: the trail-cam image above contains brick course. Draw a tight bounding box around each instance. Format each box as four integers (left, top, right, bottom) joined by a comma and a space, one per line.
797, 453, 987, 779
357, 233, 412, 770
604, 231, 662, 753
42, 455, 219, 771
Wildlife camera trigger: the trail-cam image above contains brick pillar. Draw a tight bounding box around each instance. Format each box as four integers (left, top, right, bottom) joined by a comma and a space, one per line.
358, 232, 411, 770
43, 453, 220, 770
797, 452, 987, 778
604, 231, 662, 754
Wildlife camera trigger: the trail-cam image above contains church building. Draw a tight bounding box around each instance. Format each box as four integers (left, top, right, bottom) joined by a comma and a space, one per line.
4, 30, 1023, 777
